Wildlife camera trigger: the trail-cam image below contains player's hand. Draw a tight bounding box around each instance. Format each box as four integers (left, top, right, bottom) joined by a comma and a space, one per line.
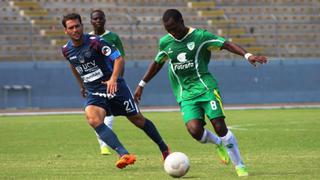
248, 55, 267, 67
101, 79, 118, 95
80, 87, 87, 98
134, 86, 144, 104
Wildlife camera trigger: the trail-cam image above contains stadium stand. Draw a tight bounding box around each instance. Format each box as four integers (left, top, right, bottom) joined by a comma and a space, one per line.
0, 0, 320, 61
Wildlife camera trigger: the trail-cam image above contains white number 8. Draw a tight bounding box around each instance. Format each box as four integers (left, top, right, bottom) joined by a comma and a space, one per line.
210, 101, 217, 110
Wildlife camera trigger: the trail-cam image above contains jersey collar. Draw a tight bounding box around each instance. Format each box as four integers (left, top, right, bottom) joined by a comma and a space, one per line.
89, 30, 111, 36
170, 27, 195, 42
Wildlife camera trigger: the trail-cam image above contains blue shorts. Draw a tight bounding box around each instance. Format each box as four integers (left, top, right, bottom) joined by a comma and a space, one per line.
85, 79, 139, 117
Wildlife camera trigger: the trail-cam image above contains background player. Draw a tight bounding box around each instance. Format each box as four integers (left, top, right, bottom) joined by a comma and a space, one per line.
134, 9, 267, 176
89, 9, 126, 155
61, 13, 169, 169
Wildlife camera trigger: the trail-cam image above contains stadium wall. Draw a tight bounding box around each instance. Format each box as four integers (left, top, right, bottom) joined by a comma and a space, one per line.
0, 59, 319, 109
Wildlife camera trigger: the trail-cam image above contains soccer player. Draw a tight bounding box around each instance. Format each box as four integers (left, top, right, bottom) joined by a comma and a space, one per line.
89, 9, 126, 155
134, 9, 267, 176
61, 13, 169, 169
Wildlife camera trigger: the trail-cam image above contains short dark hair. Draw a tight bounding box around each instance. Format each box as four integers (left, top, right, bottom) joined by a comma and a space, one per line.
90, 9, 105, 19
162, 9, 183, 23
62, 13, 82, 28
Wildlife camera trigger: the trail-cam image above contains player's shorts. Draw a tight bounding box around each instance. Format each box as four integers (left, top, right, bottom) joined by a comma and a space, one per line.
179, 88, 225, 124
85, 79, 139, 117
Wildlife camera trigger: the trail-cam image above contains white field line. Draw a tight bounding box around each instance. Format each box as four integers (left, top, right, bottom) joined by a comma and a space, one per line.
0, 104, 320, 116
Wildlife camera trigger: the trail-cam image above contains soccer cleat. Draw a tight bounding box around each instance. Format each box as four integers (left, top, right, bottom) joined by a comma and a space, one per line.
216, 143, 230, 165
236, 166, 249, 177
116, 154, 136, 169
100, 146, 111, 155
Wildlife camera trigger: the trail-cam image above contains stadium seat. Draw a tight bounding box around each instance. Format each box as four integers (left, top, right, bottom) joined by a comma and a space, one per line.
187, 1, 215, 9
1, 0, 319, 61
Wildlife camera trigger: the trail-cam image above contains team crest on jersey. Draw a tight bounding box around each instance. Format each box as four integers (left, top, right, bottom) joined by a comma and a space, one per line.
78, 55, 85, 63
84, 50, 92, 58
102, 46, 111, 56
177, 53, 188, 63
187, 42, 195, 51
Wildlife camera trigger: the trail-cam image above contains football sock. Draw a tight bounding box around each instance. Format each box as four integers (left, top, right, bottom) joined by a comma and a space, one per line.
220, 130, 244, 166
142, 119, 168, 152
95, 116, 114, 148
94, 123, 128, 156
104, 115, 114, 129
95, 131, 107, 147
199, 129, 222, 145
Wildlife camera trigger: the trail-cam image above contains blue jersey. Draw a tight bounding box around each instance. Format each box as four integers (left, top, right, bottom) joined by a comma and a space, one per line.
62, 34, 121, 92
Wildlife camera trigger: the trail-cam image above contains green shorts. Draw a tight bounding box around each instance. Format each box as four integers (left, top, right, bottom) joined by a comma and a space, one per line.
180, 89, 225, 124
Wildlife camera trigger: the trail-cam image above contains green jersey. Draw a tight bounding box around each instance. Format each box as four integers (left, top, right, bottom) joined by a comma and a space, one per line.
90, 30, 125, 57
155, 28, 226, 103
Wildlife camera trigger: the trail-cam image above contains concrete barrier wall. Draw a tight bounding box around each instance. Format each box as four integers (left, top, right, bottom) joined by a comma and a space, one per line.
0, 59, 319, 109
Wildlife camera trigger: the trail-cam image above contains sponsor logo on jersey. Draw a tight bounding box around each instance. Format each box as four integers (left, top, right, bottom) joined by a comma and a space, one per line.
177, 53, 187, 63
173, 52, 195, 71
82, 60, 97, 71
102, 46, 111, 56
187, 42, 195, 51
75, 66, 83, 74
168, 48, 173, 54
82, 69, 103, 82
70, 56, 77, 60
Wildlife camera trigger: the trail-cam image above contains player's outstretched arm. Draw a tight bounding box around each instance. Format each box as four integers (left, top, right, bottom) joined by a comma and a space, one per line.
221, 41, 267, 66
134, 61, 164, 103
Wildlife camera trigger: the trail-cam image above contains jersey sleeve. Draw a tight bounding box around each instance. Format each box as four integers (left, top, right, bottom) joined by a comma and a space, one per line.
154, 39, 168, 64
61, 43, 70, 61
114, 33, 126, 57
202, 30, 226, 51
99, 38, 121, 61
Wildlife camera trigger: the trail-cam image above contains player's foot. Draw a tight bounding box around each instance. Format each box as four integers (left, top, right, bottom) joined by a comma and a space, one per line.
100, 146, 111, 155
235, 165, 249, 177
116, 154, 136, 169
216, 143, 230, 165
162, 148, 171, 161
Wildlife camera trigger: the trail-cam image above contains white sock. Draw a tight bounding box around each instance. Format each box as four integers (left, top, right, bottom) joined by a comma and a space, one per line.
104, 115, 114, 129
220, 130, 244, 167
95, 116, 114, 148
199, 129, 222, 145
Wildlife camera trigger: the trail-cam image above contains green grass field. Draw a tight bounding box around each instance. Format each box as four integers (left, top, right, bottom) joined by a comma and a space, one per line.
1, 108, 320, 180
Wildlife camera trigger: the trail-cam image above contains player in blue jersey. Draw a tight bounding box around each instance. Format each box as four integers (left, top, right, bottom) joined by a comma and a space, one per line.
61, 13, 169, 169
89, 9, 127, 155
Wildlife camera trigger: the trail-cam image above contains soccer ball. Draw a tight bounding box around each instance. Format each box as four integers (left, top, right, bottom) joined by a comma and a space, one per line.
164, 152, 190, 178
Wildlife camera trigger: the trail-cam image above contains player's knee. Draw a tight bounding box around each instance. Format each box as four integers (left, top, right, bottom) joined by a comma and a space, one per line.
211, 117, 228, 137
186, 120, 203, 140
86, 115, 103, 128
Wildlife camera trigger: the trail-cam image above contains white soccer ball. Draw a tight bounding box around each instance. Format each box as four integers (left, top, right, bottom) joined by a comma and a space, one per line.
164, 152, 190, 178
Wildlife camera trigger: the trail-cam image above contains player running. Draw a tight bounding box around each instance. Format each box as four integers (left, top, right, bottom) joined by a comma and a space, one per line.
89, 9, 126, 156
61, 13, 169, 169
134, 9, 267, 176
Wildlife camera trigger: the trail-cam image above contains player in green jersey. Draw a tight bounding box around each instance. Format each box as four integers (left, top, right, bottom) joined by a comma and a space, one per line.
134, 9, 267, 177
90, 9, 126, 155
